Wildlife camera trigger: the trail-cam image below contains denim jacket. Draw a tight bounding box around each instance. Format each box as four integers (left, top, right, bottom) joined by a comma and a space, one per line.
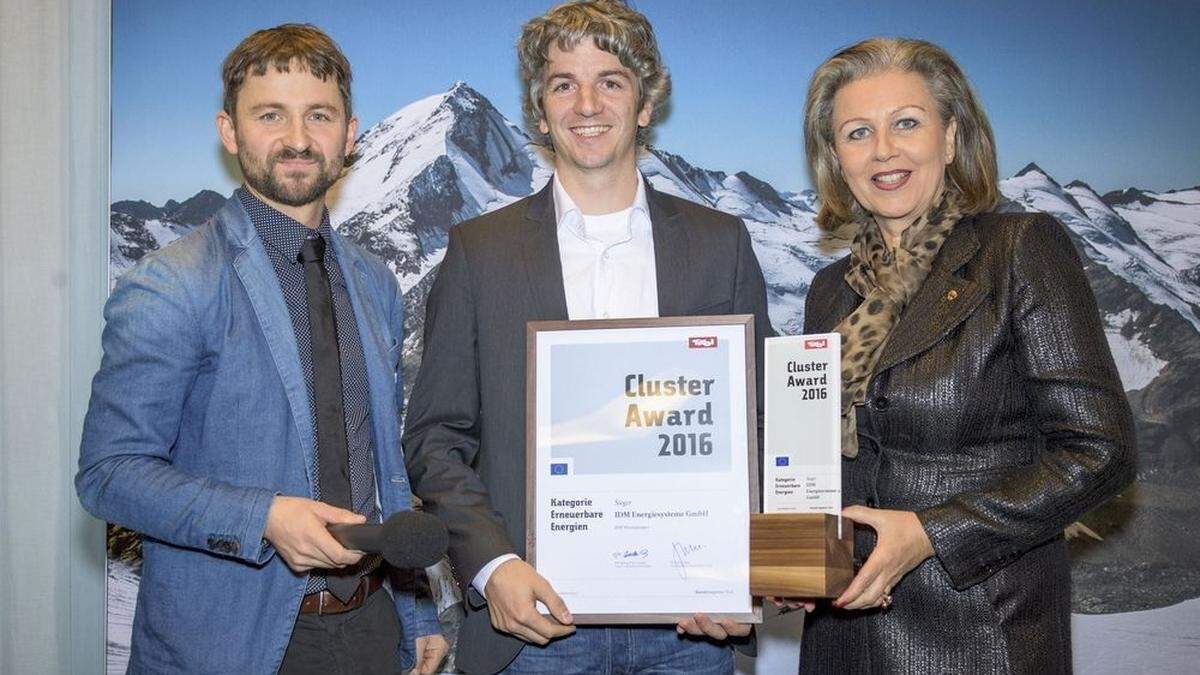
77, 196, 439, 673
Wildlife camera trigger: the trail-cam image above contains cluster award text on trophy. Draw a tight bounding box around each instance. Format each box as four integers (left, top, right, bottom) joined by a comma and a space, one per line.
751, 333, 853, 597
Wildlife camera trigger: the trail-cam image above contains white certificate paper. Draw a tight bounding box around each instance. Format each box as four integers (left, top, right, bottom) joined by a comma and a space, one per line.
763, 334, 842, 516
528, 318, 757, 622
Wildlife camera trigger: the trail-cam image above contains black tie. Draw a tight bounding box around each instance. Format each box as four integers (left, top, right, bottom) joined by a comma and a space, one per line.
298, 234, 358, 601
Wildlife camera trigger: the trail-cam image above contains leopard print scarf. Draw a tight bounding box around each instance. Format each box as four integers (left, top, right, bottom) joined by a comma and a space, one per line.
834, 193, 962, 458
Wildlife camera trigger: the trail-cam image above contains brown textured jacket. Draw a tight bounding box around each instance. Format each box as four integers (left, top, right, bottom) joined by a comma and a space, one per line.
800, 212, 1136, 674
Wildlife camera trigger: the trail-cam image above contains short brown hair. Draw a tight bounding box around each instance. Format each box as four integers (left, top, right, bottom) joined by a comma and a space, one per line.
221, 23, 353, 120
804, 37, 998, 229
517, 0, 671, 146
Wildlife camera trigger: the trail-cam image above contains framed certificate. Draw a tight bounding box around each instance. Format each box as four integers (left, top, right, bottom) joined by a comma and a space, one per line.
526, 315, 760, 624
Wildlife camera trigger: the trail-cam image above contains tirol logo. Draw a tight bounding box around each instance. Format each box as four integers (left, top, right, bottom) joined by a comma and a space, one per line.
804, 338, 828, 350
688, 336, 718, 349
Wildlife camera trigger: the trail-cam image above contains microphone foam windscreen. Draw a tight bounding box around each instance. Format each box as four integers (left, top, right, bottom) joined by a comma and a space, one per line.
379, 510, 449, 569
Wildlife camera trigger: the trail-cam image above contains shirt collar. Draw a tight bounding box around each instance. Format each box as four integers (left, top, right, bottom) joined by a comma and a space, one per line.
552, 171, 650, 234
237, 186, 333, 263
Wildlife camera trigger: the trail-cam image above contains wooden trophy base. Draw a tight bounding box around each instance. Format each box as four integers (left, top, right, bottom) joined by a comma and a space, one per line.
750, 513, 853, 597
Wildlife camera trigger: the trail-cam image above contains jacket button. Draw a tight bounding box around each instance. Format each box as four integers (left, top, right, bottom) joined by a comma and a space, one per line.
945, 289, 959, 301
873, 396, 889, 410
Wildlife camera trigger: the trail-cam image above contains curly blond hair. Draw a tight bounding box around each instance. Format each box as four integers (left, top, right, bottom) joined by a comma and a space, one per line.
517, 0, 671, 147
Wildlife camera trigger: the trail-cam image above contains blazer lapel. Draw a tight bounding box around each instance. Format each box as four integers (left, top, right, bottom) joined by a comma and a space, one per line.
331, 238, 389, 375
522, 181, 570, 320
875, 216, 987, 374
647, 180, 689, 317
330, 236, 401, 506
223, 201, 317, 490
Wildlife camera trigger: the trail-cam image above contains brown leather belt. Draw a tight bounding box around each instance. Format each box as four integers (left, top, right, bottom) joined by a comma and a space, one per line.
298, 569, 386, 615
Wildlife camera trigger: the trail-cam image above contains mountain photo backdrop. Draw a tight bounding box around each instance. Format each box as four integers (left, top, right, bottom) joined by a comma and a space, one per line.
108, 1, 1200, 672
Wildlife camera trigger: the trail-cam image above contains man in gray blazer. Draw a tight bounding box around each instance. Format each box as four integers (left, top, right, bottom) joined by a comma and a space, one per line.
403, 2, 773, 673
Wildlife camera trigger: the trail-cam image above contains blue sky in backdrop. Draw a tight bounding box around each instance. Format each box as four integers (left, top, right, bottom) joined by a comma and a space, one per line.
112, 0, 1200, 204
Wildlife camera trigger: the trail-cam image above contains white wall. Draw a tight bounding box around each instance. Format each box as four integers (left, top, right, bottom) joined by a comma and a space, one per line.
0, 0, 109, 672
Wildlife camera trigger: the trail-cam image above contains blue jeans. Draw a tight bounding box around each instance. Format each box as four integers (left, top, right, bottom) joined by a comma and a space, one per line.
502, 626, 734, 675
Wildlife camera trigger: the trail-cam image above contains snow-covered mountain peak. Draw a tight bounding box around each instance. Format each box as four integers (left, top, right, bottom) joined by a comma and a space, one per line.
1003, 166, 1200, 331
1102, 187, 1157, 208
1099, 185, 1200, 286
334, 81, 538, 213
1164, 186, 1200, 202
729, 171, 791, 215
1008, 162, 1066, 193
1103, 185, 1200, 208
1064, 179, 1154, 251
327, 82, 548, 287
112, 189, 226, 226
1003, 164, 1087, 220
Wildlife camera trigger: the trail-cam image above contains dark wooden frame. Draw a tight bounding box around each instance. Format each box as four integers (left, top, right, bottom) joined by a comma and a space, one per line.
525, 315, 761, 624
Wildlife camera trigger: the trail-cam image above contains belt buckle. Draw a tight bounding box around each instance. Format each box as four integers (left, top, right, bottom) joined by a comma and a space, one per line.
317, 575, 366, 616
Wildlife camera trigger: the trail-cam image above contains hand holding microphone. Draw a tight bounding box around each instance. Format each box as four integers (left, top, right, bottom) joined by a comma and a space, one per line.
263, 496, 367, 573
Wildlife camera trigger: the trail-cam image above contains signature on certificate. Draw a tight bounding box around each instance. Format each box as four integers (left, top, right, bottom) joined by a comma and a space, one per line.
611, 547, 649, 560
671, 542, 705, 579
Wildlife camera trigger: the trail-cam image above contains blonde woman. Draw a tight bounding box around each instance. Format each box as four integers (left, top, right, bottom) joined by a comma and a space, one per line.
797, 38, 1135, 673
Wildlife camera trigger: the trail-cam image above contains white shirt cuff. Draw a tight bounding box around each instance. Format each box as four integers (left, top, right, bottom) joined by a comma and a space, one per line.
472, 553, 520, 599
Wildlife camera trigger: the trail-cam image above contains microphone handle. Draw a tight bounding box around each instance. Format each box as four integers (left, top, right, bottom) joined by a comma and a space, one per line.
327, 523, 383, 553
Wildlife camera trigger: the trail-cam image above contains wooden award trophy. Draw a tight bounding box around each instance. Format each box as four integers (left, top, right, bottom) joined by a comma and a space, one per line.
751, 334, 853, 598
750, 513, 852, 597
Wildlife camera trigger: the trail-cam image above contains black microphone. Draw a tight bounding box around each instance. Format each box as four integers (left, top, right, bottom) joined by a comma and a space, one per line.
328, 510, 448, 569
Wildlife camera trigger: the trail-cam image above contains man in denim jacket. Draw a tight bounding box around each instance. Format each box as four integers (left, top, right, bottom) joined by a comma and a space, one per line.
76, 24, 446, 674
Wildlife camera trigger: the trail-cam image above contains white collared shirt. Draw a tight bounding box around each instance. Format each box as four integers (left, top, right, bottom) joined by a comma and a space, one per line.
553, 172, 660, 320
471, 172, 660, 596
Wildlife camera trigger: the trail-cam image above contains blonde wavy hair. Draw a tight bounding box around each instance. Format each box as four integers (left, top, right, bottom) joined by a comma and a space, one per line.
804, 38, 998, 229
517, 0, 671, 147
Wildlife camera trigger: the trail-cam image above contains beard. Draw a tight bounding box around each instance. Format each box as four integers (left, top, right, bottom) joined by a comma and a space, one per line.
236, 138, 345, 208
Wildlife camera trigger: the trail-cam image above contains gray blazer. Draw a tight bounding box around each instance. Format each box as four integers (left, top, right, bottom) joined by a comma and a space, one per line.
403, 178, 773, 673
799, 212, 1136, 674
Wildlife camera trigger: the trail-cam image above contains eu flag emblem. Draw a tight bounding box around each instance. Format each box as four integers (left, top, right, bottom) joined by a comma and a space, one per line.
775, 456, 790, 467
550, 463, 568, 475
